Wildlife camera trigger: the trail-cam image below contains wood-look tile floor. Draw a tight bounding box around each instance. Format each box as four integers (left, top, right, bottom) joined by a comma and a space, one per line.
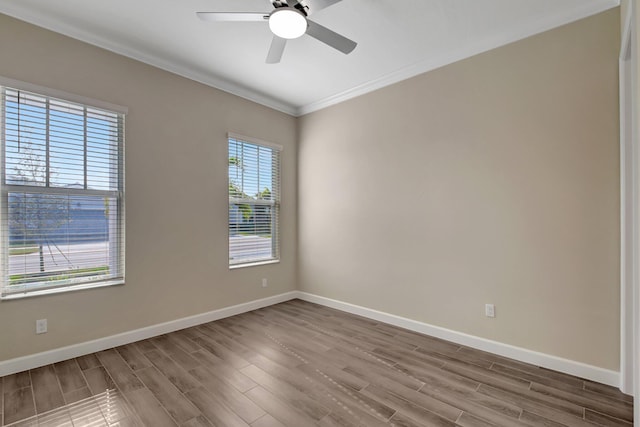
0, 300, 633, 426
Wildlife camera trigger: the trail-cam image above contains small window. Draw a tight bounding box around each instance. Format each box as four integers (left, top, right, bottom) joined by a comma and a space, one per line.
228, 134, 281, 267
0, 83, 125, 299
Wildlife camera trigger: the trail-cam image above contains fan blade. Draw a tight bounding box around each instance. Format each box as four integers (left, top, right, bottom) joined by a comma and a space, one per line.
196, 12, 268, 22
266, 36, 287, 63
306, 20, 356, 54
307, 0, 342, 14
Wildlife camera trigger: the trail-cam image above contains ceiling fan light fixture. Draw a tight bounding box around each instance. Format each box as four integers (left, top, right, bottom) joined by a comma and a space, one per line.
269, 8, 307, 39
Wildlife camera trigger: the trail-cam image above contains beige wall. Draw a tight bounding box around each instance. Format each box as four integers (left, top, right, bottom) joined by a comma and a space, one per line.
0, 14, 297, 361
298, 9, 621, 370
0, 8, 623, 372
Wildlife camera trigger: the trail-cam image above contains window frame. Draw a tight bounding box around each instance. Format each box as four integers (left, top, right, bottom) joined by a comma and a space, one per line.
228, 132, 282, 268
0, 77, 126, 299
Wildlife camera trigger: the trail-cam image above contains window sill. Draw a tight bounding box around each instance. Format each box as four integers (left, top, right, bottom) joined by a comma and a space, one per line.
229, 259, 280, 270
1, 279, 125, 301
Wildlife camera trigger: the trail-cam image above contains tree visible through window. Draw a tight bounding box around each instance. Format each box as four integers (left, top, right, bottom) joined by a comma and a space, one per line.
228, 135, 281, 266
1, 85, 125, 298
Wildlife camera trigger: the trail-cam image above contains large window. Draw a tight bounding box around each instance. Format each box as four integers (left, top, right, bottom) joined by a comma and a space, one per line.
0, 82, 125, 299
228, 134, 281, 267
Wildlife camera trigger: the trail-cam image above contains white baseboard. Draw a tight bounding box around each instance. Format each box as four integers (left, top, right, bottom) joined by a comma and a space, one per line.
0, 289, 621, 390
296, 292, 621, 389
0, 291, 298, 376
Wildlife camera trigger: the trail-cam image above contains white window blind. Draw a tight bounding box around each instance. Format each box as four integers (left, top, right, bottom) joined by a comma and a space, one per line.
228, 134, 281, 266
1, 85, 125, 299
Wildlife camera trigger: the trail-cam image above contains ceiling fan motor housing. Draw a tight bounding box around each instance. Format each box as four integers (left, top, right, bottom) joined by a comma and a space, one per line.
197, 0, 356, 64
269, 7, 308, 39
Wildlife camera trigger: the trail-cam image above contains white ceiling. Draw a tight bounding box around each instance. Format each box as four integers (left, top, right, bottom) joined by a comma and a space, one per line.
0, 0, 619, 116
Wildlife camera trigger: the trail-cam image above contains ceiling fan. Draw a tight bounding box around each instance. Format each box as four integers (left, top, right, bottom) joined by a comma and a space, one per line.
197, 0, 357, 64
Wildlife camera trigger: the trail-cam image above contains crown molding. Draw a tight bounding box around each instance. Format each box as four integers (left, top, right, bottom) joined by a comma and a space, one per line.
0, 0, 619, 117
0, 5, 297, 116
296, 0, 620, 116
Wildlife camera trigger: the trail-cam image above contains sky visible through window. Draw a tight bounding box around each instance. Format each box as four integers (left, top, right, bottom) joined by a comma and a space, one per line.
4, 89, 119, 190
2, 87, 124, 295
228, 137, 279, 265
229, 138, 274, 199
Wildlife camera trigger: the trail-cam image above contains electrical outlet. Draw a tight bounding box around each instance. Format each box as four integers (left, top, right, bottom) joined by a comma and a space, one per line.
262, 278, 268, 288
36, 319, 48, 334
485, 304, 495, 318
